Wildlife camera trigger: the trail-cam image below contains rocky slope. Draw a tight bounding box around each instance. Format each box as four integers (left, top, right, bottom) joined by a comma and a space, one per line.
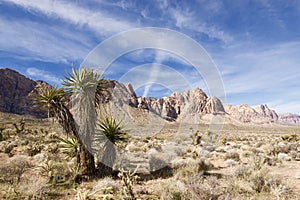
224, 104, 278, 124
0, 68, 47, 117
0, 68, 299, 125
99, 80, 300, 126
99, 80, 225, 122
278, 113, 300, 125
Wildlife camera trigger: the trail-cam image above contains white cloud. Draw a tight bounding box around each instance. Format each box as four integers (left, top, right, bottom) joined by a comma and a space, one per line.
213, 41, 300, 114
216, 41, 300, 94
26, 67, 62, 85
268, 100, 300, 115
0, 17, 90, 63
169, 7, 232, 43
4, 0, 136, 36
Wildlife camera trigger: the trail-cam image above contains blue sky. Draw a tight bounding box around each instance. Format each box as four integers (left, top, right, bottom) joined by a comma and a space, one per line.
0, 0, 300, 114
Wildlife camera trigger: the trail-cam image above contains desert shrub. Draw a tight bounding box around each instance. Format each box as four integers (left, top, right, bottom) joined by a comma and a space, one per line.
0, 128, 10, 142
249, 168, 269, 193
266, 146, 280, 156
13, 119, 26, 134
187, 176, 224, 200
225, 150, 240, 161
38, 159, 75, 186
0, 142, 15, 154
93, 176, 120, 194
27, 142, 43, 156
76, 187, 115, 200
202, 130, 219, 144
0, 126, 5, 141
118, 167, 139, 200
174, 159, 213, 182
252, 155, 265, 170
17, 171, 49, 198
232, 165, 252, 178
161, 176, 224, 200
0, 156, 32, 184
281, 134, 299, 142
190, 130, 202, 145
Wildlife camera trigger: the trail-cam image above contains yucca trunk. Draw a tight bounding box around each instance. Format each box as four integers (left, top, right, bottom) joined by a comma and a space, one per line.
78, 140, 95, 176
54, 103, 96, 177
98, 141, 116, 176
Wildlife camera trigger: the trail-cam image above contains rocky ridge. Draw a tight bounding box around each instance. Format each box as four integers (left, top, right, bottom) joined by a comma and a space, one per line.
0, 68, 299, 125
0, 68, 47, 117
99, 80, 299, 125
99, 80, 225, 122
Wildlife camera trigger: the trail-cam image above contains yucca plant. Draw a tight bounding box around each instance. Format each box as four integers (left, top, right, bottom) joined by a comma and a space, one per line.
96, 116, 129, 176
62, 67, 104, 176
35, 86, 66, 118
57, 136, 78, 160
35, 67, 105, 177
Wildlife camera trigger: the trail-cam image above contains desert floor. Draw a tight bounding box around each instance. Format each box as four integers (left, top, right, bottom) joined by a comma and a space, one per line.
0, 113, 299, 199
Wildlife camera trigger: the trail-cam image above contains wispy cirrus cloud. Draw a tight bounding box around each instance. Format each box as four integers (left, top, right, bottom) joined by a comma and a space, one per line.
0, 16, 90, 64
214, 41, 300, 113
26, 67, 62, 85
4, 0, 137, 36
169, 8, 232, 43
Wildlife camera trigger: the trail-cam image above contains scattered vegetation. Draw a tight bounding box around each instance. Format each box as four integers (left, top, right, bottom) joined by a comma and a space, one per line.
0, 68, 298, 199
118, 167, 139, 199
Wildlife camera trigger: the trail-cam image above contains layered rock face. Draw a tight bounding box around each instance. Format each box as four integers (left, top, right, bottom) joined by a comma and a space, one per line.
224, 104, 279, 124
278, 113, 300, 125
99, 80, 225, 121
0, 68, 47, 117
136, 89, 225, 121
1, 69, 299, 125
98, 80, 300, 125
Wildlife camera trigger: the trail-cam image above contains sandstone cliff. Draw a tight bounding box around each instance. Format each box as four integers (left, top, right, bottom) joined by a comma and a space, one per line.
0, 68, 47, 117
1, 68, 299, 126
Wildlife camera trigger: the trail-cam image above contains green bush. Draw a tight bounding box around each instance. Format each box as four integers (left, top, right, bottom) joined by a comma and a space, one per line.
281, 134, 299, 142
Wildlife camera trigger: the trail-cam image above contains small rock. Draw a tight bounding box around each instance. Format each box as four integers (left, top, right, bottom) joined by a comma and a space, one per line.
32, 153, 47, 164
203, 145, 215, 152
215, 146, 226, 153
277, 153, 291, 161
224, 159, 238, 167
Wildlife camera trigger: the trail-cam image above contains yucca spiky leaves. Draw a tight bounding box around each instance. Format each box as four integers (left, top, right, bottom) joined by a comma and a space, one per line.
35, 86, 76, 136
97, 116, 128, 146
35, 86, 66, 118
57, 136, 78, 160
63, 67, 99, 93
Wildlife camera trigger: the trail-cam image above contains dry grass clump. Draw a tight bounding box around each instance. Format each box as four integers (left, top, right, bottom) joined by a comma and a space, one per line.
230, 158, 293, 199
174, 159, 213, 182
0, 155, 32, 184
159, 175, 231, 200
224, 150, 240, 161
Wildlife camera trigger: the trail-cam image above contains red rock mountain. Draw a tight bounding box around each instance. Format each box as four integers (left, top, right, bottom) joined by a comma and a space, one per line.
0, 68, 299, 125
0, 68, 47, 117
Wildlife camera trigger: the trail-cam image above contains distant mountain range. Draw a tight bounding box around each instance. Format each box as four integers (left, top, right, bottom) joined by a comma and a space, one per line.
0, 68, 299, 126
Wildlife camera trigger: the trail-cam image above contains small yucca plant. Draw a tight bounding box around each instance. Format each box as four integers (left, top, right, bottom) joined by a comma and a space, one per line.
35, 86, 66, 118
98, 116, 128, 146
57, 136, 78, 160
95, 116, 129, 176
